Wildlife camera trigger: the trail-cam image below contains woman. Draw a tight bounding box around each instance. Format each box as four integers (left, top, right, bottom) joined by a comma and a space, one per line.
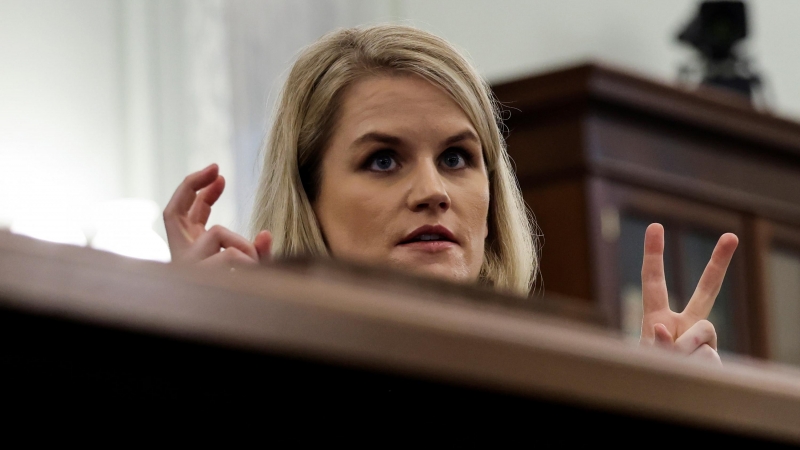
163, 25, 738, 364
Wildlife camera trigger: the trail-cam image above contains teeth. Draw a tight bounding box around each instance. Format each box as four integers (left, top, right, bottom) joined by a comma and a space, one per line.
419, 234, 441, 241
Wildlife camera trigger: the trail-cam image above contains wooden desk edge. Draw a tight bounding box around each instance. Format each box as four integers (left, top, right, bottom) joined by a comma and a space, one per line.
1, 232, 799, 443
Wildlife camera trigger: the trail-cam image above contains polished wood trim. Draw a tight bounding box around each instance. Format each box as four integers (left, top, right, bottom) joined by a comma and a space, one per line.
493, 62, 800, 157
2, 232, 800, 442
746, 217, 772, 359
497, 70, 800, 228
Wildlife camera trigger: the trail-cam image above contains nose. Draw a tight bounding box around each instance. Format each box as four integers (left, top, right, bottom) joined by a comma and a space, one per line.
407, 160, 450, 212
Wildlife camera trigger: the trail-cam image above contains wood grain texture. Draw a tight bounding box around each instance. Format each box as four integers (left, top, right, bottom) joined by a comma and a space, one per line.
1, 232, 800, 442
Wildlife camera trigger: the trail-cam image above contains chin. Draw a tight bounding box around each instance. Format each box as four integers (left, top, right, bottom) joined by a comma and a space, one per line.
390, 257, 476, 284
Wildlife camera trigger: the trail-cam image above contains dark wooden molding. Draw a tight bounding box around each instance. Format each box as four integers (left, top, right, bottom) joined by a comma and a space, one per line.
494, 63, 800, 225
493, 61, 800, 159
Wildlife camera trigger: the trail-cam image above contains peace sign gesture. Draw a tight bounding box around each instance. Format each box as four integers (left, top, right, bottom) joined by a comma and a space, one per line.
639, 223, 739, 365
164, 164, 272, 267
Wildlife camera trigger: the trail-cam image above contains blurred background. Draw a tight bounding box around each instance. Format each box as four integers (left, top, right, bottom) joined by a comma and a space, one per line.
5, 0, 800, 242
1, 0, 799, 363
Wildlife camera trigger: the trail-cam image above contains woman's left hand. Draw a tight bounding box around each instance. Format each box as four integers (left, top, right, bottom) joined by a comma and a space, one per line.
639, 223, 739, 366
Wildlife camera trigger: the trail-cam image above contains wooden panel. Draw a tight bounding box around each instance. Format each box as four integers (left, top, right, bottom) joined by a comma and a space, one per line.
751, 220, 800, 360
746, 217, 772, 358
522, 180, 592, 302
2, 233, 800, 443
505, 114, 586, 184
587, 112, 800, 226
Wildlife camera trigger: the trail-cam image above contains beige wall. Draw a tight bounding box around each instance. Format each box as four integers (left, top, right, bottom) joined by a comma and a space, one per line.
393, 0, 800, 120
1, 0, 798, 248
0, 0, 124, 227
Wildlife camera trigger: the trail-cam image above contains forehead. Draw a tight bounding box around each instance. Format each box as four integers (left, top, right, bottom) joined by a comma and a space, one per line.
334, 74, 477, 139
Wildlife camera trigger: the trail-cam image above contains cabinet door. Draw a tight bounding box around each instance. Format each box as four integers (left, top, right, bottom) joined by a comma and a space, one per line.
590, 180, 748, 354
768, 247, 800, 364
762, 223, 800, 365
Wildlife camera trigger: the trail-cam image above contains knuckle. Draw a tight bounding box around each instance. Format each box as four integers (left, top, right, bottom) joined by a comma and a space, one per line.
208, 225, 226, 236
698, 319, 716, 335
222, 247, 242, 260
225, 247, 256, 264
700, 344, 719, 360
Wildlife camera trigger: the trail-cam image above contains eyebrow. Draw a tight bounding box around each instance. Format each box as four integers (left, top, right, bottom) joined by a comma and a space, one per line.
443, 130, 480, 147
352, 132, 404, 147
352, 130, 480, 148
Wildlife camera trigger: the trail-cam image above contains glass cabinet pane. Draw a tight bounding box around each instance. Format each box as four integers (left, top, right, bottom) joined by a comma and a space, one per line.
768, 248, 800, 365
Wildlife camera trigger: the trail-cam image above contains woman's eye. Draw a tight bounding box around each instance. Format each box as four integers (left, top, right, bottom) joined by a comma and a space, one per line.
441, 150, 467, 169
368, 153, 397, 172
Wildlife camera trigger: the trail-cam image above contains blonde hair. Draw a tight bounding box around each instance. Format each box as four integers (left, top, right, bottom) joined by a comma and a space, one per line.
251, 24, 538, 295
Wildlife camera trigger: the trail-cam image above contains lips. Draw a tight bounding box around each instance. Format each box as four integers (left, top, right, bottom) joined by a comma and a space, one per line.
399, 225, 458, 245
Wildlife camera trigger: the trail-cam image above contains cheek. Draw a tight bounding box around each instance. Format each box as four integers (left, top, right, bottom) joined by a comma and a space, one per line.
315, 178, 401, 258
464, 180, 490, 235
452, 177, 490, 260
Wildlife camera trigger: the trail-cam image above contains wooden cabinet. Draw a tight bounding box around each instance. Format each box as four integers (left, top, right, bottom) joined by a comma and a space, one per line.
493, 63, 800, 360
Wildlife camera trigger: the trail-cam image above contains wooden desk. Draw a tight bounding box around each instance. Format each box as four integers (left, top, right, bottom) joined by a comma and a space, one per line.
1, 231, 799, 443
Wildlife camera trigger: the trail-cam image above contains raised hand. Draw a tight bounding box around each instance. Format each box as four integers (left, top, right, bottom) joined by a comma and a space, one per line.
163, 164, 273, 268
639, 223, 739, 365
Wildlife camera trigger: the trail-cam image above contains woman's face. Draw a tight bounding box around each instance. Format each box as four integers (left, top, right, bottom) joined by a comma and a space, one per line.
313, 74, 490, 283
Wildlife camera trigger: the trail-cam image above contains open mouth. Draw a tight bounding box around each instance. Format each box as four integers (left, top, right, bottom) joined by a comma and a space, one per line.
412, 233, 445, 241
402, 233, 453, 243
398, 225, 458, 246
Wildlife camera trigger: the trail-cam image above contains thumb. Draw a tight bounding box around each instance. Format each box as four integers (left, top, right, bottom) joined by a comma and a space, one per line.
653, 323, 674, 350
254, 230, 273, 264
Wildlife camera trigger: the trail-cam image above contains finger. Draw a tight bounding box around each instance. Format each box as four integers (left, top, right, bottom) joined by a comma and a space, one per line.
689, 344, 722, 366
684, 233, 739, 319
254, 230, 273, 264
641, 223, 670, 314
188, 175, 225, 225
179, 225, 258, 264
164, 164, 219, 251
164, 164, 219, 219
674, 319, 718, 353
197, 247, 258, 269
653, 323, 674, 350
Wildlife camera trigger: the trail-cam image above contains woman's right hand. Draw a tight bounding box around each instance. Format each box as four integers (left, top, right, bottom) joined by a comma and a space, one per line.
164, 164, 272, 268
638, 223, 737, 366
